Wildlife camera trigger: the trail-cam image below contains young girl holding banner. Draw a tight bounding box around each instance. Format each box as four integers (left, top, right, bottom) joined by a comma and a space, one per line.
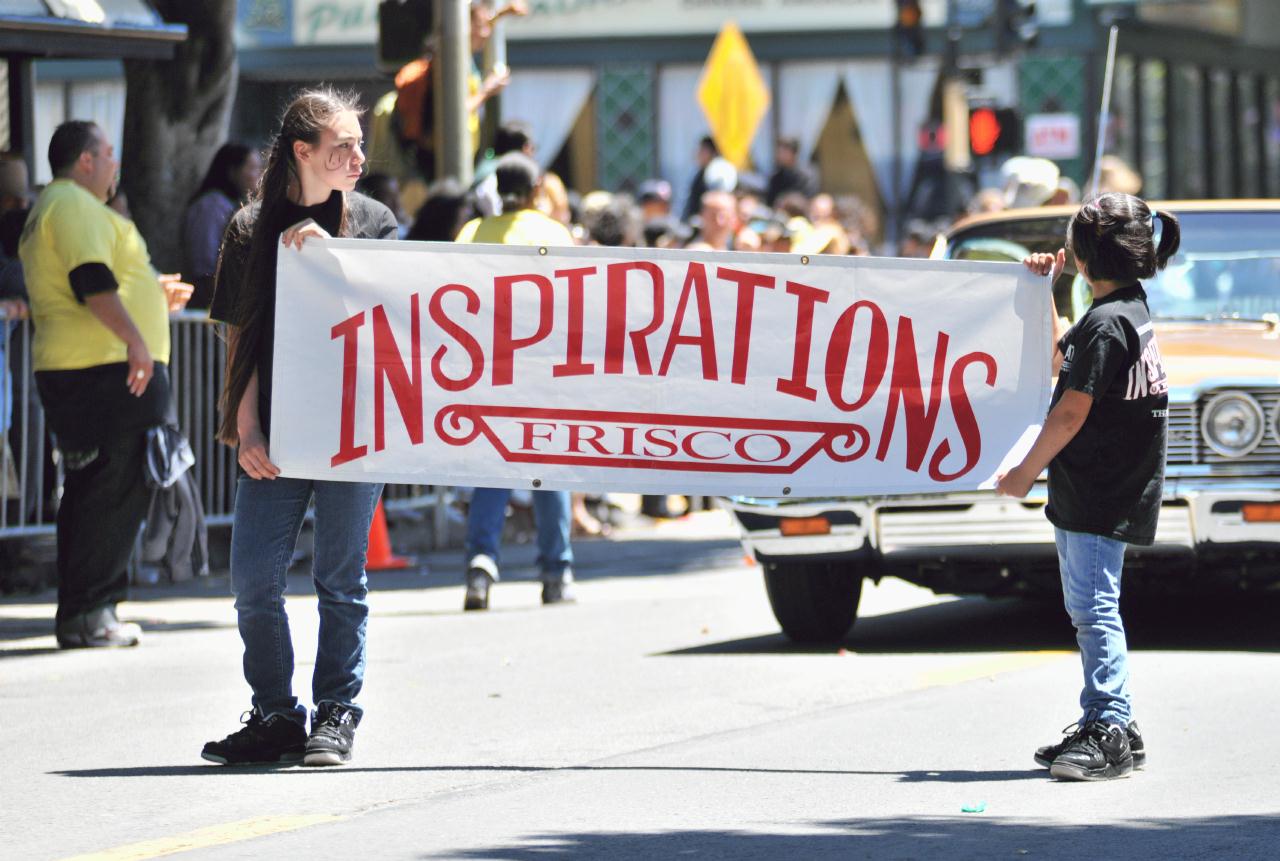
999, 192, 1180, 781
203, 88, 398, 767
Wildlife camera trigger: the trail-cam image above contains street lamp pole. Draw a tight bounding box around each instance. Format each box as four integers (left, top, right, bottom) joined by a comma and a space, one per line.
481, 0, 507, 154
435, 0, 472, 184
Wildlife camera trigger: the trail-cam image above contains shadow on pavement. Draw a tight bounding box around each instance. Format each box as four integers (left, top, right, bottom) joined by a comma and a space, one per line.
413, 814, 1280, 860
0, 530, 745, 608
665, 593, 1280, 656
52, 764, 1042, 784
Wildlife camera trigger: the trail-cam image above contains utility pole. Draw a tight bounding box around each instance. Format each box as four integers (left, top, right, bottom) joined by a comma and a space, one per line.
941, 0, 971, 216
434, 0, 472, 184
480, 0, 507, 153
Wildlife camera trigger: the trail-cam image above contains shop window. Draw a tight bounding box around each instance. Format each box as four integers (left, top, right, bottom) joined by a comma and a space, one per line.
1110, 55, 1138, 171
1266, 77, 1280, 198
548, 92, 595, 199
1236, 74, 1262, 199
1170, 65, 1206, 199
31, 74, 124, 185
812, 83, 882, 229
1139, 60, 1167, 200
1209, 69, 1233, 197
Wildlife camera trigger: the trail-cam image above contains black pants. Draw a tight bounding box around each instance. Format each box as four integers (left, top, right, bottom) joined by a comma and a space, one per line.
54, 431, 152, 624
36, 363, 169, 626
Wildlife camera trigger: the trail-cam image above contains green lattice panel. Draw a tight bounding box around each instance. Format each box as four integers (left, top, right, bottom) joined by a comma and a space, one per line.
1020, 55, 1087, 185
597, 66, 654, 193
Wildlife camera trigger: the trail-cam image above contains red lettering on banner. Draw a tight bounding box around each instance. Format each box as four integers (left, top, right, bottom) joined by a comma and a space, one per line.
568, 423, 610, 455
825, 299, 889, 411
716, 266, 775, 385
619, 425, 639, 457
928, 351, 997, 481
373, 295, 424, 452
775, 280, 829, 401
330, 311, 368, 466
493, 273, 554, 386
605, 261, 665, 375
642, 427, 679, 458
734, 433, 792, 464
429, 284, 484, 392
553, 266, 597, 378
658, 262, 718, 380
519, 421, 556, 451
682, 429, 731, 460
876, 317, 949, 471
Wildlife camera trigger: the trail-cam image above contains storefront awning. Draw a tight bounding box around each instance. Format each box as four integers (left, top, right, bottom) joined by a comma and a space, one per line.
0, 0, 186, 60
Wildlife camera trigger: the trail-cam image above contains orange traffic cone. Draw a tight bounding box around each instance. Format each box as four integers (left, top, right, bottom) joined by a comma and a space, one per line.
366, 499, 414, 571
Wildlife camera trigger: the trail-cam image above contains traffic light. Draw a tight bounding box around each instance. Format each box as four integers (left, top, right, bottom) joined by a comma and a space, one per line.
896, 0, 925, 57
968, 106, 1021, 159
996, 0, 1038, 53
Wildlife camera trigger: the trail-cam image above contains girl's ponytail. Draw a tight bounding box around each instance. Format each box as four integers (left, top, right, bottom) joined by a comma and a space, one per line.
1152, 209, 1181, 271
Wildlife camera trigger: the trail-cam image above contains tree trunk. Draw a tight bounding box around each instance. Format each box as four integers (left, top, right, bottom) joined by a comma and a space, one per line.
121, 1, 238, 273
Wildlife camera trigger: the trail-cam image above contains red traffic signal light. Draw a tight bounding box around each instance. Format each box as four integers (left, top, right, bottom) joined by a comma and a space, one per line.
969, 107, 1021, 158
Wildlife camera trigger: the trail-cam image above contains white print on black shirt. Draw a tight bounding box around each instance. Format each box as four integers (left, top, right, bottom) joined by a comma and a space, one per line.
1125, 322, 1168, 400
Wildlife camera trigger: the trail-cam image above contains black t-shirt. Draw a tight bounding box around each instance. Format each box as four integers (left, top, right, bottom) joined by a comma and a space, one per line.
208, 190, 398, 437
1045, 283, 1168, 545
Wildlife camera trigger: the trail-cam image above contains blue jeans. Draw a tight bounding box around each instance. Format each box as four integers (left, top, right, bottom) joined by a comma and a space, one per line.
1055, 527, 1133, 727
230, 475, 382, 723
466, 488, 572, 581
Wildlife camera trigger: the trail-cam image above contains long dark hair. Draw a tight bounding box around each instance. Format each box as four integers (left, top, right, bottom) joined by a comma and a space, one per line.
1067, 192, 1181, 283
191, 142, 255, 205
217, 87, 362, 445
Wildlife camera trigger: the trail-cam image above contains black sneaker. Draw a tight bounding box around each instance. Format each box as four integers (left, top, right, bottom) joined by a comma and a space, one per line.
1049, 721, 1134, 781
541, 569, 577, 605
202, 711, 307, 765
1035, 720, 1146, 770
304, 702, 360, 766
464, 555, 497, 611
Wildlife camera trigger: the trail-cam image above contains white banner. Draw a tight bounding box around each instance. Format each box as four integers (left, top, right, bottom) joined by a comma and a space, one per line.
505, 0, 948, 39
271, 242, 1051, 497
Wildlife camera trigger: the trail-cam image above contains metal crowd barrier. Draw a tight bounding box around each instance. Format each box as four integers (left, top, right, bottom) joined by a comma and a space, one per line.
1, 308, 452, 547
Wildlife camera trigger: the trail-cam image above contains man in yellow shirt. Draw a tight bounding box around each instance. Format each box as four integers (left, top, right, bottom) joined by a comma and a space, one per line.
19, 120, 191, 648
455, 153, 577, 611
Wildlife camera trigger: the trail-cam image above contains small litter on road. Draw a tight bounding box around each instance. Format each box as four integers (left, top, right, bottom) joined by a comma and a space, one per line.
960, 801, 987, 813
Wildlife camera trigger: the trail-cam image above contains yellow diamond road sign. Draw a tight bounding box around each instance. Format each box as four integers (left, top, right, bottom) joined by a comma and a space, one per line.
696, 21, 770, 170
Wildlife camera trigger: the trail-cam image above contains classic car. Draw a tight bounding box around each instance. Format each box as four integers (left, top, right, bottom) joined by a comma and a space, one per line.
724, 201, 1280, 642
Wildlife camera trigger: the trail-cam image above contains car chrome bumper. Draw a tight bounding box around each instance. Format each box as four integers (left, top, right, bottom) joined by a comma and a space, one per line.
727, 477, 1280, 562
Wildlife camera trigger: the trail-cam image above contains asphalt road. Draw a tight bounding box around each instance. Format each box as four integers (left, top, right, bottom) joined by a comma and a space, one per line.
2, 511, 1278, 860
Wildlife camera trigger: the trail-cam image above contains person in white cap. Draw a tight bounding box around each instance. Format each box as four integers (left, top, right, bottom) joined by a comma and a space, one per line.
1001, 156, 1061, 209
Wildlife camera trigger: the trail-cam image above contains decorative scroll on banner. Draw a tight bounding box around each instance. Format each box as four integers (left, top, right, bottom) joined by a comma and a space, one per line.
270, 241, 1052, 497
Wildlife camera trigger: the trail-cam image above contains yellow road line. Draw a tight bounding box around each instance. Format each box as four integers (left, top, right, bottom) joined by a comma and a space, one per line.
56, 814, 344, 861
916, 650, 1074, 688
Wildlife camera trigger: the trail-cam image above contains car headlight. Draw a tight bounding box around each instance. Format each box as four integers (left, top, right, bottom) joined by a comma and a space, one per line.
1200, 391, 1265, 457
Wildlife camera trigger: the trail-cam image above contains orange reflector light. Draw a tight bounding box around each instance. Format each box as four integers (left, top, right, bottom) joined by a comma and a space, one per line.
779, 517, 831, 536
1242, 503, 1280, 523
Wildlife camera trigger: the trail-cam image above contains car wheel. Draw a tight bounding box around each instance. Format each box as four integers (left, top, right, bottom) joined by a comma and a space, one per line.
762, 560, 862, 643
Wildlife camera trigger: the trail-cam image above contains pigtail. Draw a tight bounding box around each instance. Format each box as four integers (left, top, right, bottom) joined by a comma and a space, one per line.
1152, 209, 1181, 271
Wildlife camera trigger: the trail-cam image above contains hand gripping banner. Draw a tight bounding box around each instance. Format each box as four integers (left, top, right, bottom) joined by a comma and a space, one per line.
270, 240, 1051, 497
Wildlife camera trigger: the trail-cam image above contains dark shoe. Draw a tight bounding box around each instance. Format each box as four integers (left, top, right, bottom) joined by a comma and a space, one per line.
464, 554, 497, 611
202, 710, 307, 765
56, 605, 142, 649
304, 702, 360, 766
1035, 720, 1146, 769
541, 572, 577, 605
1049, 721, 1134, 781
